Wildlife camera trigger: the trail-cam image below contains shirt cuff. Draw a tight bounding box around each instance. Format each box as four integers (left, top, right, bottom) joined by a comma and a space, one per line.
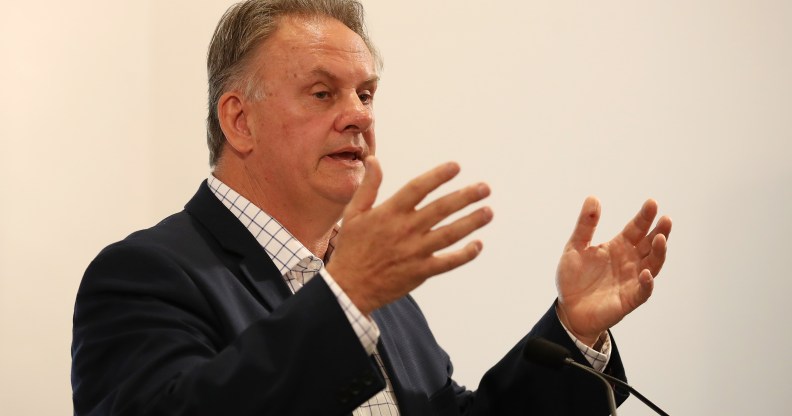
557, 314, 612, 372
319, 268, 380, 355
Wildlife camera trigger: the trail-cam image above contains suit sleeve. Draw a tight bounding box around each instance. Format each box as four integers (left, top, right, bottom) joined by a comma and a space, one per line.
375, 294, 628, 416
71, 243, 383, 416
450, 303, 629, 415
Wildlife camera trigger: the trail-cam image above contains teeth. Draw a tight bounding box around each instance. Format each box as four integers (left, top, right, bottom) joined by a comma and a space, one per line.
328, 151, 362, 161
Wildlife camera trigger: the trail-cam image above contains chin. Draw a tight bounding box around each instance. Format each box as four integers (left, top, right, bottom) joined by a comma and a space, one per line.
321, 179, 362, 206
312, 168, 364, 205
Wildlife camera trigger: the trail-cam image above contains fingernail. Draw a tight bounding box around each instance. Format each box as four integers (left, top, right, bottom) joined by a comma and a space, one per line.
445, 162, 460, 175
473, 240, 483, 253
477, 183, 490, 198
482, 206, 493, 221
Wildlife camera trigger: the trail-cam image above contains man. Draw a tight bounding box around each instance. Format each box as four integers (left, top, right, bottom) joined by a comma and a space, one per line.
71, 1, 672, 415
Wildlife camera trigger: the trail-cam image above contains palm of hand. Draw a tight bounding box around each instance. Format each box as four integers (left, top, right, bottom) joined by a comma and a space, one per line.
556, 197, 671, 343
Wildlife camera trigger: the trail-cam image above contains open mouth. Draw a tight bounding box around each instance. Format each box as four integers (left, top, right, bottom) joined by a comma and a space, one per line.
328, 150, 362, 161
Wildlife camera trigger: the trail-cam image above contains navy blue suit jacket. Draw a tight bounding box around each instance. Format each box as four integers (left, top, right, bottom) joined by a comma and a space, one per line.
72, 181, 628, 415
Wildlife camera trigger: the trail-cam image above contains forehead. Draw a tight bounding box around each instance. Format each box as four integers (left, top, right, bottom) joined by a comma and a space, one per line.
256, 15, 376, 76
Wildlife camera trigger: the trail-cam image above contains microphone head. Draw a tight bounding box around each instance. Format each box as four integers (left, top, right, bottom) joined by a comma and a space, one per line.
522, 337, 572, 369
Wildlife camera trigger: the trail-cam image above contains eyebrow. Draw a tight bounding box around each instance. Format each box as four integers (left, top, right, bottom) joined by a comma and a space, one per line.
310, 67, 380, 87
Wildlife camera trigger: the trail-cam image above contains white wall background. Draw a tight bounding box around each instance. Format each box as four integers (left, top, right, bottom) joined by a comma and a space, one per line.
1, 0, 790, 414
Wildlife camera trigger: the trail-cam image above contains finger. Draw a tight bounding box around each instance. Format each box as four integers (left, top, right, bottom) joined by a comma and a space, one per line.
388, 162, 461, 211
412, 182, 491, 231
422, 206, 493, 254
636, 215, 672, 257
620, 199, 658, 246
345, 156, 383, 217
640, 233, 668, 276
567, 196, 601, 251
632, 269, 655, 307
421, 240, 484, 277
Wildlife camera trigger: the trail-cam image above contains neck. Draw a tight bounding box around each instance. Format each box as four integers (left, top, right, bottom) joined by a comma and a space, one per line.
213, 163, 343, 258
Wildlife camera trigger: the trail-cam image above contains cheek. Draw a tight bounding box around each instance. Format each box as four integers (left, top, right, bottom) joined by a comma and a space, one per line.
279, 127, 324, 171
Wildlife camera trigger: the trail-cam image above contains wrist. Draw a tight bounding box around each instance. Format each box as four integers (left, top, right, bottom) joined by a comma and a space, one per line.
324, 264, 376, 316
555, 303, 602, 348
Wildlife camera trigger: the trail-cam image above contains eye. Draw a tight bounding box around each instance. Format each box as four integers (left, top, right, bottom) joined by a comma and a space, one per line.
313, 91, 330, 100
358, 92, 373, 105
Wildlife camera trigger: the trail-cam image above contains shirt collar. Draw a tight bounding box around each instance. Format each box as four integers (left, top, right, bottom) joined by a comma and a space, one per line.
207, 175, 338, 275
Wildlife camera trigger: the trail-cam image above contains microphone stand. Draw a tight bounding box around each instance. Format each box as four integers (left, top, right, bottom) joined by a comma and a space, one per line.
523, 337, 671, 415
590, 363, 670, 416
563, 358, 618, 416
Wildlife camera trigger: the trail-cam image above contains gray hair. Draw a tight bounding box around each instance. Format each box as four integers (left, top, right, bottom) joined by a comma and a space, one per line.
206, 0, 380, 167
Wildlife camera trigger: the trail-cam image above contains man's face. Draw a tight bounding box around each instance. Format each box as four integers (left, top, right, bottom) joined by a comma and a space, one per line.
240, 15, 378, 211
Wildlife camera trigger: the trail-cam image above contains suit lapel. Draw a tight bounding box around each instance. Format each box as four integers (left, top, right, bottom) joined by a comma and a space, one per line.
184, 181, 292, 310
372, 308, 431, 415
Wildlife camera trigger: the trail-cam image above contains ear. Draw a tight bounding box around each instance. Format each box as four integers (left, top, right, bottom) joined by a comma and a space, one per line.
218, 91, 254, 155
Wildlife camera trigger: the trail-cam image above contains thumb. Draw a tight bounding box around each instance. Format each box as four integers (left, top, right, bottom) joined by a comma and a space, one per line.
345, 155, 382, 217
567, 196, 601, 251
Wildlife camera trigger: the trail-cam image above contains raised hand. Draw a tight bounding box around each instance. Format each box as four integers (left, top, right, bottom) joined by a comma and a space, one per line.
327, 156, 493, 316
556, 197, 672, 346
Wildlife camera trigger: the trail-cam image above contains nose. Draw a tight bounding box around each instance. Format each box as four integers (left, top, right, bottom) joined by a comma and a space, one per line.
334, 91, 373, 133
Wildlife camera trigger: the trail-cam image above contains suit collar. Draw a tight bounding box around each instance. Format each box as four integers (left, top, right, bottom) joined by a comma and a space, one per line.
184, 180, 292, 310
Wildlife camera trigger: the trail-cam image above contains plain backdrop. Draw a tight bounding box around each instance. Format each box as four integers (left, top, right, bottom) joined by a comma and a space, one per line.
1, 0, 791, 414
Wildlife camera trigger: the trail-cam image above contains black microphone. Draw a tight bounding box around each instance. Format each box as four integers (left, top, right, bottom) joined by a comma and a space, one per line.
523, 337, 670, 416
